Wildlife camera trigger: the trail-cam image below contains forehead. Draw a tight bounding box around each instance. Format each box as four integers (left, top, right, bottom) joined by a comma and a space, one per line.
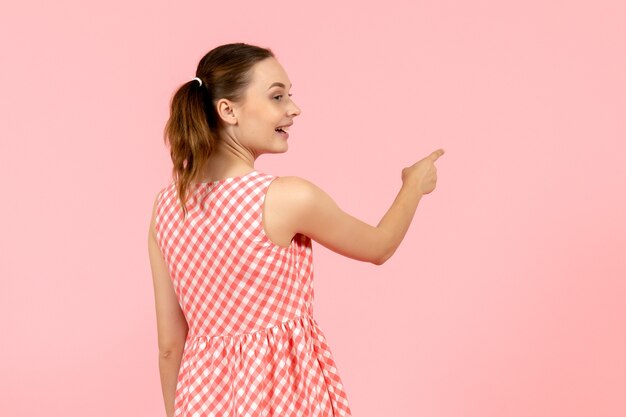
250, 58, 291, 90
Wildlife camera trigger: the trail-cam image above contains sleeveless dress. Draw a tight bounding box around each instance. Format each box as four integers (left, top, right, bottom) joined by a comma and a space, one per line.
154, 169, 353, 417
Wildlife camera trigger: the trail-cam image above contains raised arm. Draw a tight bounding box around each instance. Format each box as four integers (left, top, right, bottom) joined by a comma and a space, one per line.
268, 150, 444, 265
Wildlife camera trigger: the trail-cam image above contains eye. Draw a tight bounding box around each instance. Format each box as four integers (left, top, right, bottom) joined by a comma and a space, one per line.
273, 94, 293, 101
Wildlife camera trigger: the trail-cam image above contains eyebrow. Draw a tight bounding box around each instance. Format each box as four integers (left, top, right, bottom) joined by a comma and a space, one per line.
267, 82, 292, 90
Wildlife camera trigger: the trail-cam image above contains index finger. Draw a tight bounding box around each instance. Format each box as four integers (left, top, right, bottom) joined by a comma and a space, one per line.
430, 149, 445, 160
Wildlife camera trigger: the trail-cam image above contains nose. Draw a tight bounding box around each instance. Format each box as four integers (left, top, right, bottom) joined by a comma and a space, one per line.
289, 101, 302, 117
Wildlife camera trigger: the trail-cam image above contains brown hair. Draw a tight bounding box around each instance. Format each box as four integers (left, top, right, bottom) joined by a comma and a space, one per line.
163, 42, 275, 218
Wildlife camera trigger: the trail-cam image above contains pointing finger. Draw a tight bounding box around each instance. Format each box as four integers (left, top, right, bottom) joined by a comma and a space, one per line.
431, 149, 445, 161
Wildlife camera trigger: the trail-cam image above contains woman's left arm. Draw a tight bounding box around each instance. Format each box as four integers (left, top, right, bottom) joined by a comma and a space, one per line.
148, 193, 189, 417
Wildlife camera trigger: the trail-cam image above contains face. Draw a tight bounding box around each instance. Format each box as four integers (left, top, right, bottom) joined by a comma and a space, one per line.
216, 57, 302, 159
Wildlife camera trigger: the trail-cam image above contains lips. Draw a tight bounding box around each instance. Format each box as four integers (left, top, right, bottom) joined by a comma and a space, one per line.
275, 124, 290, 139
275, 122, 292, 139
275, 122, 292, 133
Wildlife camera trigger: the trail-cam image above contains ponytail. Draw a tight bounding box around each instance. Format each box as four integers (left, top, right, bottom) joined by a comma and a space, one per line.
163, 78, 216, 219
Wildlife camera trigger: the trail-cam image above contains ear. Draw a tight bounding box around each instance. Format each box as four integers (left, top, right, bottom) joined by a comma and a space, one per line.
216, 98, 238, 126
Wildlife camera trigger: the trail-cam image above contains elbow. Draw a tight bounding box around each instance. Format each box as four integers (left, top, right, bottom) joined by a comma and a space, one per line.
159, 344, 185, 359
158, 337, 187, 358
373, 249, 390, 265
373, 229, 393, 265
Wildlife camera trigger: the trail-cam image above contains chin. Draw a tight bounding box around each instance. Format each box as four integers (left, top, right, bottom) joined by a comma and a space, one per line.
272, 137, 289, 151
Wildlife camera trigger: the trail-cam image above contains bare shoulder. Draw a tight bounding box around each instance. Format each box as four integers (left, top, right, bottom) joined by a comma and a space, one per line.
266, 175, 330, 219
264, 175, 321, 239
269, 175, 320, 200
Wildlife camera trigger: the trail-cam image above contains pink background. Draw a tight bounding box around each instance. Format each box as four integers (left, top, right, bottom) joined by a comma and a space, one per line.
1, 1, 625, 416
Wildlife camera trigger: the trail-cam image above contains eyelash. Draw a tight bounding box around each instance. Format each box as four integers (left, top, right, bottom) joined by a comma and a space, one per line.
273, 94, 293, 101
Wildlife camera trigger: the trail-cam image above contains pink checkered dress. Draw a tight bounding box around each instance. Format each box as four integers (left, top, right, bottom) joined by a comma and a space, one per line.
154, 169, 353, 417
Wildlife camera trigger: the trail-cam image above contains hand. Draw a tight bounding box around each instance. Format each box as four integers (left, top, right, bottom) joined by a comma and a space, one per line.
401, 148, 445, 195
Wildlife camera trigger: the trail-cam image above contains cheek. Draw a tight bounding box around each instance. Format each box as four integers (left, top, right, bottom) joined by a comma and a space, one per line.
243, 106, 271, 126
238, 101, 280, 133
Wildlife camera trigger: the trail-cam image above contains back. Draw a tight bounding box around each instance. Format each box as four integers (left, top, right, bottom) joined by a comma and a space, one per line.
154, 169, 353, 417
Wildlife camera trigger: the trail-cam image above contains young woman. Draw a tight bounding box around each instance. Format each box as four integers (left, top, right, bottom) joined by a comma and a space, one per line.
148, 42, 444, 417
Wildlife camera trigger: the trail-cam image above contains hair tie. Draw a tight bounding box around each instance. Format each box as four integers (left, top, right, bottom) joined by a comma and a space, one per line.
193, 77, 202, 86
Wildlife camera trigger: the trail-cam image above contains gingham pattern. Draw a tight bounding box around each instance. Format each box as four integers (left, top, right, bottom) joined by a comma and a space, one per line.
155, 170, 352, 417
